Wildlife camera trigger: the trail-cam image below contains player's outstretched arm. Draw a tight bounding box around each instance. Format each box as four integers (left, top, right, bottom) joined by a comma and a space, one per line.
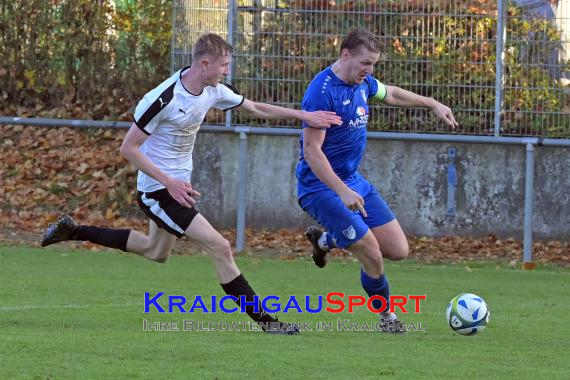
237, 99, 342, 128
382, 85, 459, 129
120, 124, 200, 208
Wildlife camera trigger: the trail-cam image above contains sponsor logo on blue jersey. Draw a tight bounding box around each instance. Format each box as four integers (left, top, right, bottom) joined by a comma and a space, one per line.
347, 106, 368, 129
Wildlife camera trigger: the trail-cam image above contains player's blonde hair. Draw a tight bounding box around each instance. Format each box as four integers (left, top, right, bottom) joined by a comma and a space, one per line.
192, 33, 233, 61
340, 27, 381, 55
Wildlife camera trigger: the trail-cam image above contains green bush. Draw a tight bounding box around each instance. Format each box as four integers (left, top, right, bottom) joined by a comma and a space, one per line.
0, 0, 171, 120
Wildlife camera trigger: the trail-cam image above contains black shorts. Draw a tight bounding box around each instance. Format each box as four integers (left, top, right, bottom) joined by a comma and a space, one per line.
137, 189, 198, 238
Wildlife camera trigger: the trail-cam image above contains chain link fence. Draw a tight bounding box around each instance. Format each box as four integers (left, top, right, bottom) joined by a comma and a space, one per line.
172, 0, 569, 137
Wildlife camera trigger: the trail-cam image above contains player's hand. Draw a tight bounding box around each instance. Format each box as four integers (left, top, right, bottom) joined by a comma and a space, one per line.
302, 110, 342, 129
165, 178, 201, 208
430, 101, 459, 129
339, 188, 368, 218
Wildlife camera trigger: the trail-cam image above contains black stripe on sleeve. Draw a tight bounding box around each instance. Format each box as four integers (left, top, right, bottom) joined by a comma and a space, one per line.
135, 82, 176, 132
222, 96, 245, 111
133, 118, 151, 135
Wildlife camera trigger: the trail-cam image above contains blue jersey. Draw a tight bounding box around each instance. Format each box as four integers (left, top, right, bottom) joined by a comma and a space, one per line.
296, 66, 387, 199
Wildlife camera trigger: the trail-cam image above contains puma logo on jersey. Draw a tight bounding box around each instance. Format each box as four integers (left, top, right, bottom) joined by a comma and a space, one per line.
159, 97, 167, 108
178, 108, 186, 114
343, 99, 351, 105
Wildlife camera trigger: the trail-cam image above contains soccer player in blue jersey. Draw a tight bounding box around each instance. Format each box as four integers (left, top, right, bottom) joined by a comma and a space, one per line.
297, 28, 458, 332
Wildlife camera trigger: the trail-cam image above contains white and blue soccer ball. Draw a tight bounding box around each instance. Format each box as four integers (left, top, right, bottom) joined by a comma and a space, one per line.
446, 293, 490, 336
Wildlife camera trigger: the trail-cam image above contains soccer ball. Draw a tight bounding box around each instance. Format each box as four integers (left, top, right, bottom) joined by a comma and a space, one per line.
446, 293, 490, 335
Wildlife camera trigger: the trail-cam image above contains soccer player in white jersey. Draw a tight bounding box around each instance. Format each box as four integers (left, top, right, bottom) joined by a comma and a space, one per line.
40, 33, 341, 335
297, 28, 458, 332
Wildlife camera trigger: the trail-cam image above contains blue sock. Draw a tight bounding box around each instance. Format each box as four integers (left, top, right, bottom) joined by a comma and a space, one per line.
360, 268, 390, 313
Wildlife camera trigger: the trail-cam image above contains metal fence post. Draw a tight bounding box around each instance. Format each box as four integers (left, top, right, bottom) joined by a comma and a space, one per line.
494, 0, 507, 137
523, 143, 535, 264
170, 1, 176, 75
236, 128, 249, 253
226, 0, 236, 130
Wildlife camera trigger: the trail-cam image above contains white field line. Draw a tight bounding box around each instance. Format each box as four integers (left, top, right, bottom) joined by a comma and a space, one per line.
0, 302, 139, 312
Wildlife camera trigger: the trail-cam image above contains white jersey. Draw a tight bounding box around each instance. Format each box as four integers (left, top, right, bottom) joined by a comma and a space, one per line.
133, 67, 244, 192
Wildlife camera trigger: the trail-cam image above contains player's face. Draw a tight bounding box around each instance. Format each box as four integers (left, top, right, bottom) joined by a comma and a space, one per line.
203, 53, 231, 86
343, 47, 380, 84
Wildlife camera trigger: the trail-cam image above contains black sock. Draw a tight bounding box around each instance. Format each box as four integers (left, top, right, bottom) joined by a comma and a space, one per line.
72, 226, 131, 252
220, 274, 273, 323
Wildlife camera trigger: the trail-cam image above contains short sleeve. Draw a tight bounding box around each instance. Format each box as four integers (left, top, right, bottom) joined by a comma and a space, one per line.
214, 83, 245, 111
133, 81, 175, 135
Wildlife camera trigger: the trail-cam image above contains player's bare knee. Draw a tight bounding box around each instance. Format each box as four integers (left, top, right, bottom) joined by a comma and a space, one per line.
142, 244, 170, 263
216, 238, 232, 259
389, 241, 409, 261
208, 238, 234, 262
398, 244, 410, 260
149, 248, 170, 263
156, 248, 171, 262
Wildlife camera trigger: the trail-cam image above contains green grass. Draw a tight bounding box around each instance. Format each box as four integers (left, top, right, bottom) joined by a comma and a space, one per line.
1, 246, 569, 379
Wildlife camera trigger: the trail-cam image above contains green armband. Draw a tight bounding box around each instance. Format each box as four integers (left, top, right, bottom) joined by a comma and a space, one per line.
373, 79, 387, 101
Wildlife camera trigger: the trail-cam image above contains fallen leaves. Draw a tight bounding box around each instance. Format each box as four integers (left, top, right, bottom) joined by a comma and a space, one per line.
1, 124, 569, 267
1, 125, 132, 221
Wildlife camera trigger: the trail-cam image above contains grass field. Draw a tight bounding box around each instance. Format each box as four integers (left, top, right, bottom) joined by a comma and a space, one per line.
1, 246, 569, 379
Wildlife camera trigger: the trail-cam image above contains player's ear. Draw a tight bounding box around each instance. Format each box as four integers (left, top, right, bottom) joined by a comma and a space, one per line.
340, 48, 351, 61
200, 56, 210, 72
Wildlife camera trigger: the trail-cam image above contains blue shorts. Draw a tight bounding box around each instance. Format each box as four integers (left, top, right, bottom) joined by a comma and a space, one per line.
299, 181, 396, 249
